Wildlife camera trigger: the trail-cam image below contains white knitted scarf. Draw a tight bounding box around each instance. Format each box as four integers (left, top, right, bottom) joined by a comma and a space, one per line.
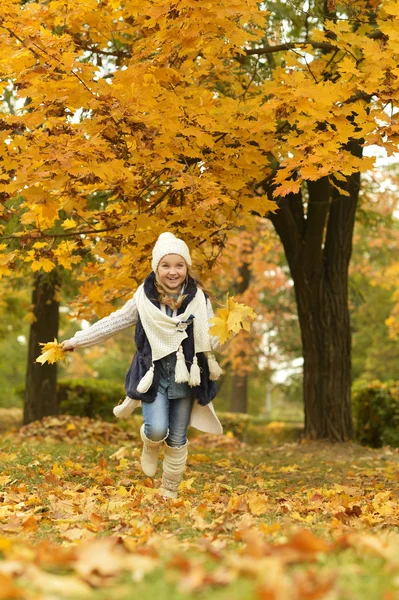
134, 283, 222, 392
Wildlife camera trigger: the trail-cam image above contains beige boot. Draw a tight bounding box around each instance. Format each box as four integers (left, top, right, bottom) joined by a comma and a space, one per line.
140, 424, 167, 477
159, 442, 188, 499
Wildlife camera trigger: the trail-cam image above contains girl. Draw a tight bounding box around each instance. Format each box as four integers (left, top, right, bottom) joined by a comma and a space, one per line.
61, 232, 223, 498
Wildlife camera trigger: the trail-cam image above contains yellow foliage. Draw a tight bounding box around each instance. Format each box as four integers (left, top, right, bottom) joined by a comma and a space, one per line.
209, 295, 256, 344
31, 258, 56, 273
51, 462, 64, 478
36, 339, 66, 365
62, 219, 77, 230
0, 0, 397, 319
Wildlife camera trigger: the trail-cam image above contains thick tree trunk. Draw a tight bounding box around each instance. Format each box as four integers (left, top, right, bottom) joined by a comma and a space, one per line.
230, 373, 248, 413
294, 265, 353, 440
24, 271, 60, 425
230, 256, 251, 413
268, 141, 361, 441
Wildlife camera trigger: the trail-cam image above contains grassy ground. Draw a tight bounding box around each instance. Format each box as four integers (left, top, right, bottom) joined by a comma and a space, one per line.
0, 414, 398, 599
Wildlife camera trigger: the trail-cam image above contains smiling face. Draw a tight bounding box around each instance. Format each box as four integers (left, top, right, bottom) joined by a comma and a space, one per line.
157, 254, 188, 292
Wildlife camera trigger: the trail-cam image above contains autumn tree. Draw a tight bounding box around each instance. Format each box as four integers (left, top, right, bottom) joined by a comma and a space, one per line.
350, 168, 399, 381
1, 0, 399, 437
24, 270, 60, 423
211, 225, 300, 414
215, 231, 255, 414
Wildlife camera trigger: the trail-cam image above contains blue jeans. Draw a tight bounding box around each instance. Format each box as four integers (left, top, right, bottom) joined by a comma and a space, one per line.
142, 391, 194, 447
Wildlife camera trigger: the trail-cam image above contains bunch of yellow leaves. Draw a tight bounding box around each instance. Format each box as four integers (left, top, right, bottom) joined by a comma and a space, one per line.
36, 339, 66, 365
209, 295, 256, 345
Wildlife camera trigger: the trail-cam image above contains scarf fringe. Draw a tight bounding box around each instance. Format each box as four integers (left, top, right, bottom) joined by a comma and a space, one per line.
207, 352, 223, 381
137, 365, 155, 393
175, 345, 190, 383
189, 355, 201, 387
175, 348, 223, 387
139, 350, 222, 393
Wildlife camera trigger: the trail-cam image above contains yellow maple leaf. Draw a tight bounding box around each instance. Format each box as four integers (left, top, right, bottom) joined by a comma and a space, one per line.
36, 339, 66, 365
384, 0, 399, 16
51, 461, 64, 477
209, 295, 256, 343
0, 452, 17, 462
227, 296, 257, 333
178, 477, 196, 490
62, 218, 77, 230
116, 457, 129, 470
247, 492, 269, 516
274, 179, 302, 197
227, 494, 243, 513
31, 257, 56, 273
208, 315, 230, 345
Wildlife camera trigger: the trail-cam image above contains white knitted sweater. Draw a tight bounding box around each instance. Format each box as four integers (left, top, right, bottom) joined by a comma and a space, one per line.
68, 294, 221, 351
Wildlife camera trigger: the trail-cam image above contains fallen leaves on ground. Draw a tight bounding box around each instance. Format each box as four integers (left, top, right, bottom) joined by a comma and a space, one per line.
0, 416, 398, 599
17, 414, 137, 444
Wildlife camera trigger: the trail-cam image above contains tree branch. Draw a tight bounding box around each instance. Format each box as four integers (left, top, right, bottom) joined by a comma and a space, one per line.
245, 41, 335, 56
343, 91, 372, 105
0, 226, 121, 241
142, 189, 171, 213
70, 34, 131, 59
2, 24, 97, 98
244, 30, 385, 58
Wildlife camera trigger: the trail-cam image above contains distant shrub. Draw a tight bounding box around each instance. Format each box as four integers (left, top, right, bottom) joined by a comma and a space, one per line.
15, 380, 303, 445
352, 380, 399, 448
218, 412, 303, 445
57, 378, 125, 421
218, 412, 250, 439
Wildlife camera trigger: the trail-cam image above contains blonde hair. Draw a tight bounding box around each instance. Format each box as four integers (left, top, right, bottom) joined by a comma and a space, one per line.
155, 263, 208, 310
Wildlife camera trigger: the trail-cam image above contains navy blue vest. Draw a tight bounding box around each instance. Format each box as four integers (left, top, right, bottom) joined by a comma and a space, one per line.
124, 272, 217, 406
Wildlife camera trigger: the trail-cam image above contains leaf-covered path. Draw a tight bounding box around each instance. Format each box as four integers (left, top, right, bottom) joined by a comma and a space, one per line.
0, 416, 398, 599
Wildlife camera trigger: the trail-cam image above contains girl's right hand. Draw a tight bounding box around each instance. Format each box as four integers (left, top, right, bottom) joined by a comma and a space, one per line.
60, 340, 75, 352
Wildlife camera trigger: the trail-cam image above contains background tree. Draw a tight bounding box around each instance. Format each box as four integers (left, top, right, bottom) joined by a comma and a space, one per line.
1, 0, 399, 437
23, 270, 60, 423
350, 168, 399, 381
211, 224, 301, 414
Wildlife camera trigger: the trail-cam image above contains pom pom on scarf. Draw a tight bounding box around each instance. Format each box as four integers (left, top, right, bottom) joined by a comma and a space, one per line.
189, 355, 201, 387
207, 352, 223, 381
137, 365, 155, 393
175, 345, 190, 383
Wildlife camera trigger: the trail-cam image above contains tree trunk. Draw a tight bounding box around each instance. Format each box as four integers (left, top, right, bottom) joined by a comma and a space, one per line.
294, 261, 353, 440
230, 254, 251, 413
268, 141, 361, 441
24, 271, 60, 425
230, 373, 248, 413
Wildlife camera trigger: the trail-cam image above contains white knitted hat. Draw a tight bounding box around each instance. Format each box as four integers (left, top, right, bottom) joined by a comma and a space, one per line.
152, 232, 192, 272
